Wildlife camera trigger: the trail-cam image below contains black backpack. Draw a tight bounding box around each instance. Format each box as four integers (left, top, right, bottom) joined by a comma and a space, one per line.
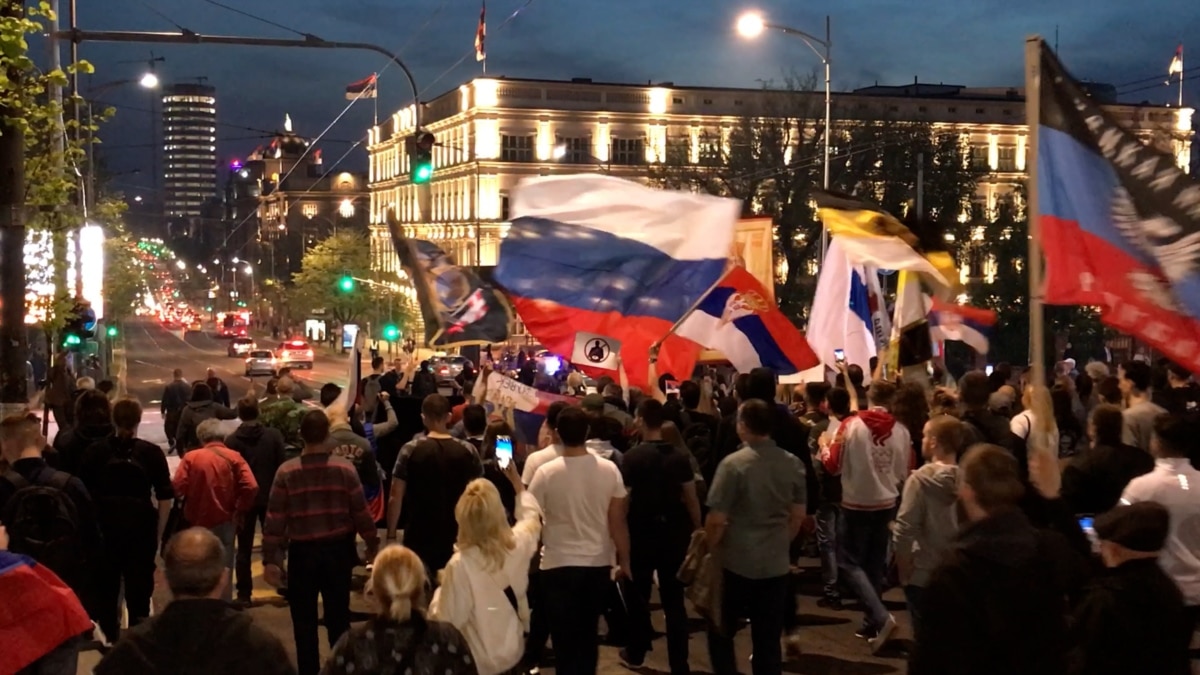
680, 412, 716, 481
95, 442, 153, 528
1, 469, 87, 584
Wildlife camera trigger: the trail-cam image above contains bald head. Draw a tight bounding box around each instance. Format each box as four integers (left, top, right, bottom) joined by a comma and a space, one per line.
164, 527, 227, 598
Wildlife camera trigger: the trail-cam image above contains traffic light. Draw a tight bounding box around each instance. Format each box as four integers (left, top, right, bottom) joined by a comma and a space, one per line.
62, 302, 96, 349
382, 324, 400, 341
407, 131, 435, 184
337, 275, 356, 293
105, 325, 119, 338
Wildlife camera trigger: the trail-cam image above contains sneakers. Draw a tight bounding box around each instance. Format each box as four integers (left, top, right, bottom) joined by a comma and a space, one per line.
868, 614, 897, 654
817, 596, 845, 611
783, 630, 803, 660
618, 648, 645, 668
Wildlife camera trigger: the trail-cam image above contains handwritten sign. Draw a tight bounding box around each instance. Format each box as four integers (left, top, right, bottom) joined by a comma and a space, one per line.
485, 372, 540, 412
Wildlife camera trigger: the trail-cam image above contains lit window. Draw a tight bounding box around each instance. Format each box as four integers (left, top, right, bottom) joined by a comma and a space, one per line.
338, 199, 355, 219
302, 203, 318, 218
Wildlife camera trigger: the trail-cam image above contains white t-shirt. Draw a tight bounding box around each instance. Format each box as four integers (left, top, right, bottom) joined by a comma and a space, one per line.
521, 445, 563, 486
529, 452, 626, 570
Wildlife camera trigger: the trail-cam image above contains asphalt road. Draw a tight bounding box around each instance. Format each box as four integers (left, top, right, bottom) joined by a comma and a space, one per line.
122, 317, 351, 408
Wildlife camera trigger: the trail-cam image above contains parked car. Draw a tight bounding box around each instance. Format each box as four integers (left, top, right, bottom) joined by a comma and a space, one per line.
275, 339, 314, 369
227, 337, 255, 357
432, 355, 473, 385
245, 350, 277, 377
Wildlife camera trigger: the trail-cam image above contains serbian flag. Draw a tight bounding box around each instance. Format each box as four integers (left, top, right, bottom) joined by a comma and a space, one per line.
474, 0, 486, 62
0, 552, 93, 675
345, 74, 378, 100
676, 266, 818, 375
1036, 41, 1200, 375
929, 298, 996, 354
495, 174, 739, 389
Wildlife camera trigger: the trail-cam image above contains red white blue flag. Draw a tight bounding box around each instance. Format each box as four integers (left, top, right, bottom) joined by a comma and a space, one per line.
677, 266, 818, 375
1036, 41, 1200, 374
929, 298, 996, 354
496, 174, 740, 388
0, 552, 93, 675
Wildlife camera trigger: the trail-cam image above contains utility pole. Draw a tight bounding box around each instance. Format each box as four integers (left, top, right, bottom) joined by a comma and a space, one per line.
0, 0, 28, 408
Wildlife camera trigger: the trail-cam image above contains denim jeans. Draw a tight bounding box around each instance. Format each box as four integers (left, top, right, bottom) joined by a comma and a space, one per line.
542, 566, 611, 675
837, 507, 895, 632
706, 571, 788, 675
208, 521, 236, 602
904, 584, 926, 641
815, 502, 842, 599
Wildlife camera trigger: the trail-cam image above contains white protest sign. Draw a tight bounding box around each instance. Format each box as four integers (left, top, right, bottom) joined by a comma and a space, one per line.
485, 372, 540, 412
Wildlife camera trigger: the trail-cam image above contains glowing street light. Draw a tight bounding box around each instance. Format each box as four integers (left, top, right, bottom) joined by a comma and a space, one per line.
139, 71, 159, 89
735, 12, 765, 38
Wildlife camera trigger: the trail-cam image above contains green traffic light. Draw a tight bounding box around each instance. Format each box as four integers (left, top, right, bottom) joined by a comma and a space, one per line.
382, 324, 399, 341
106, 325, 118, 338
338, 276, 356, 293
63, 334, 81, 347
412, 162, 433, 184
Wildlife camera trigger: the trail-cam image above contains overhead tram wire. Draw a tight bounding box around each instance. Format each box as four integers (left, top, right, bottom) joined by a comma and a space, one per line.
1119, 71, 1200, 97
132, 0, 189, 31
416, 0, 540, 98
199, 0, 315, 39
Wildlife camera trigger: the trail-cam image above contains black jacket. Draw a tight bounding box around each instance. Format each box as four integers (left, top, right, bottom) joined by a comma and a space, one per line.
960, 408, 1025, 474
910, 508, 1082, 675
175, 401, 237, 452
1060, 442, 1155, 516
223, 422, 287, 509
95, 598, 296, 675
52, 422, 115, 476
1068, 558, 1192, 675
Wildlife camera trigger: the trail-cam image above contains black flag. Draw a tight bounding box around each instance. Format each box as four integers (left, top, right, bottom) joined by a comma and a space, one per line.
385, 212, 511, 347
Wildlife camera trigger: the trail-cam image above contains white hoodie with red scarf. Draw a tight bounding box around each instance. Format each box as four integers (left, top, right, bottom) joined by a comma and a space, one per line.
822, 408, 913, 511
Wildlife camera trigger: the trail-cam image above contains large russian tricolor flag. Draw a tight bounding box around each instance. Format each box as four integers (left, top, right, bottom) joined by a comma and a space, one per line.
495, 175, 739, 388
1036, 42, 1200, 375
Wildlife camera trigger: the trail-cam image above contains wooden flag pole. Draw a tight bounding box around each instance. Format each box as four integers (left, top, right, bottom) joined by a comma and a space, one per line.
1025, 35, 1047, 389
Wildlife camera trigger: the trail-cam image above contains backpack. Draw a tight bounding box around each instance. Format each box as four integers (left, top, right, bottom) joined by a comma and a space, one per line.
95, 441, 153, 528
680, 411, 716, 482
1, 469, 87, 585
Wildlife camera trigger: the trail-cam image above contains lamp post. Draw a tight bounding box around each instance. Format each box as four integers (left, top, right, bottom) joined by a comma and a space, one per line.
85, 70, 160, 213
736, 11, 832, 261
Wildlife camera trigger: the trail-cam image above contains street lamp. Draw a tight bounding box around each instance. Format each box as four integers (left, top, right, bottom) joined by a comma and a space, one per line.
736, 10, 833, 260
139, 71, 159, 89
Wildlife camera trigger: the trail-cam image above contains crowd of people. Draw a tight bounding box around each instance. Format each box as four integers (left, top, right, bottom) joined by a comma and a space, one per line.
1, 349, 1198, 675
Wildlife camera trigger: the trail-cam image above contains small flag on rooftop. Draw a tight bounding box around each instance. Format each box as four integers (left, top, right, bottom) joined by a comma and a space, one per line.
345, 74, 378, 100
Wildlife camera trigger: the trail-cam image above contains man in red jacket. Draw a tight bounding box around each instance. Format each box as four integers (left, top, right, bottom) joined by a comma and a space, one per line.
171, 418, 258, 601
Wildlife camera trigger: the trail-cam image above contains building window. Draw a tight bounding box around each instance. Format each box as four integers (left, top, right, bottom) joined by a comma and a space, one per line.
610, 137, 645, 165
703, 98, 713, 104
975, 108, 985, 114
918, 106, 927, 112
733, 99, 744, 106
500, 195, 510, 221
672, 97, 684, 104
971, 145, 989, 168
556, 136, 592, 164
1003, 109, 1013, 116
997, 146, 1017, 172
948, 106, 957, 113
302, 203, 318, 218
500, 134, 534, 162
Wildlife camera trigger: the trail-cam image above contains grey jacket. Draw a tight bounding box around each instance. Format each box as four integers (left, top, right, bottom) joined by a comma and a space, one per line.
893, 461, 959, 588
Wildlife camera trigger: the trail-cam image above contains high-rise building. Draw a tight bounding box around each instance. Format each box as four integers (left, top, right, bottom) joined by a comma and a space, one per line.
162, 83, 218, 218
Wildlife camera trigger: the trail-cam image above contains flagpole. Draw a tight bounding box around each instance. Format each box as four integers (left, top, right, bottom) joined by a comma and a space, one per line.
650, 265, 732, 351
1025, 35, 1046, 387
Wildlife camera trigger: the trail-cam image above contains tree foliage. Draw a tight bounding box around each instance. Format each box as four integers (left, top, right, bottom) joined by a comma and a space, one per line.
103, 235, 145, 322
287, 232, 409, 330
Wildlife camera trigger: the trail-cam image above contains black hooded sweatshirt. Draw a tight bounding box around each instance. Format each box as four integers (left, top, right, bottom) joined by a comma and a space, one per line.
223, 421, 287, 509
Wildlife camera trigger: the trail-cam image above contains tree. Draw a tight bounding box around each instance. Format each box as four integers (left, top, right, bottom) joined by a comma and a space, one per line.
103, 235, 145, 323
287, 232, 408, 331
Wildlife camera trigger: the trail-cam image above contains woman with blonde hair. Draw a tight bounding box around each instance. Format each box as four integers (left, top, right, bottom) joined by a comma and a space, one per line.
321, 545, 477, 675
430, 461, 542, 675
